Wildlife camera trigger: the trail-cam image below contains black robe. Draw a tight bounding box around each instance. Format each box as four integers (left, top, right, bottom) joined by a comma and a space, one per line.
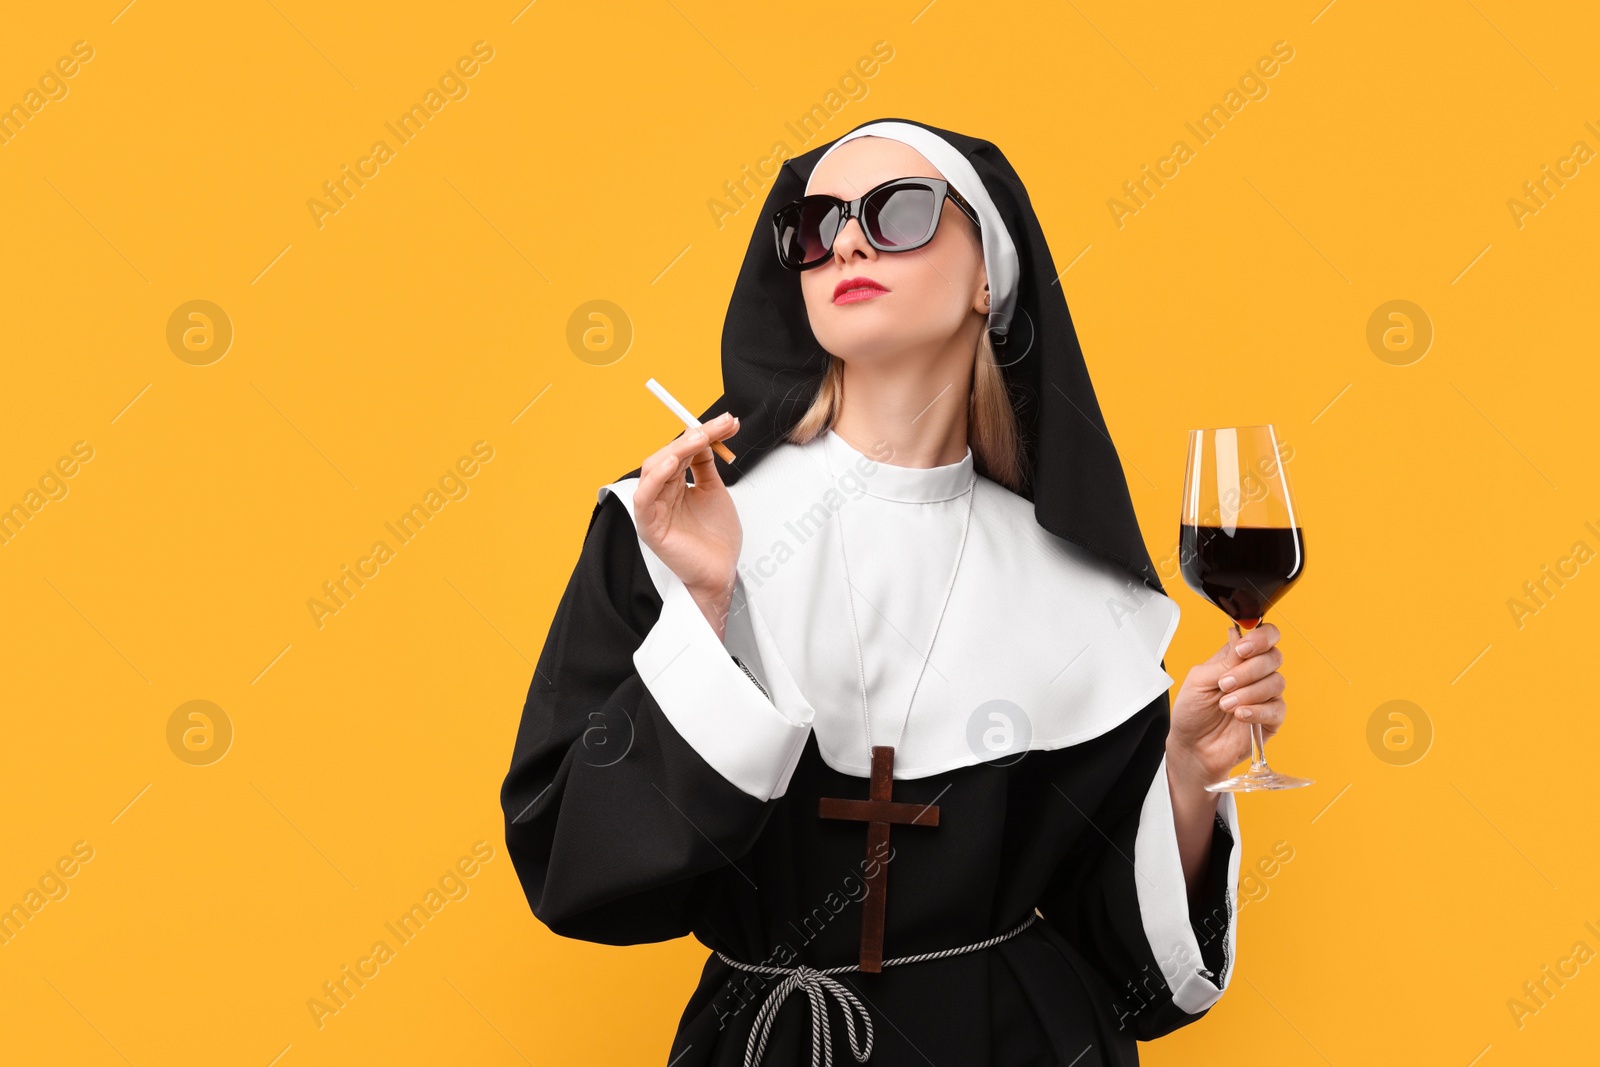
501, 491, 1238, 1066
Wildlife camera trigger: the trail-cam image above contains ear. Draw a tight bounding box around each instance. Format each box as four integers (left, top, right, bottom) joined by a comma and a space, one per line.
972, 264, 990, 315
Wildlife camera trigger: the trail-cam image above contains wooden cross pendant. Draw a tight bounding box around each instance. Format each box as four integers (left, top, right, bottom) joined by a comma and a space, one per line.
817, 745, 940, 972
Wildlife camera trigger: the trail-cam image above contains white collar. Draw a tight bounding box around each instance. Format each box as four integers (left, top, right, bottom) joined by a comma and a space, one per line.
821, 428, 975, 504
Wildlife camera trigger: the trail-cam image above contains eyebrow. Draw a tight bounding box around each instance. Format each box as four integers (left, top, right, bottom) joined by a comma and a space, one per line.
804, 176, 886, 198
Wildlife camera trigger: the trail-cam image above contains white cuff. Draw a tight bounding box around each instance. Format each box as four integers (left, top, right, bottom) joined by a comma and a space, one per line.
634, 576, 811, 802
1133, 752, 1241, 1014
600, 479, 814, 802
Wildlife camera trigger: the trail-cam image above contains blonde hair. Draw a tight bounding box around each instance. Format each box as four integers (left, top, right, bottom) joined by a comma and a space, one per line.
785, 328, 1026, 492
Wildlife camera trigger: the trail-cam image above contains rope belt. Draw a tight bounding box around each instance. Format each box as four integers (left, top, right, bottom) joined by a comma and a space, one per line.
714, 911, 1039, 1067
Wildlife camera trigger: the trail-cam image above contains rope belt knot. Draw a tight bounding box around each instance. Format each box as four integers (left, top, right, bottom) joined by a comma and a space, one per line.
715, 911, 1038, 1067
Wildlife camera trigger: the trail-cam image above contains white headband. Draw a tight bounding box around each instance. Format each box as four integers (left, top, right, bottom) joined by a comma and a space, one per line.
807, 121, 1019, 338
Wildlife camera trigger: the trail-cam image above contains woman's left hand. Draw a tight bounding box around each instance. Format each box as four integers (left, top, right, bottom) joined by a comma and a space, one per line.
1168, 622, 1287, 783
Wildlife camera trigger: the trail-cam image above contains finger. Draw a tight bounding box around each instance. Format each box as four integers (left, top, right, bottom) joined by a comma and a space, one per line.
1212, 622, 1245, 665
1218, 646, 1283, 692
705, 410, 739, 440
1222, 623, 1251, 666
1224, 675, 1286, 717
639, 437, 690, 497
640, 445, 689, 498
686, 414, 738, 488
1231, 671, 1287, 706
636, 442, 693, 514
633, 458, 674, 518
1260, 703, 1285, 741
655, 412, 736, 467
1235, 697, 1286, 729
662, 413, 734, 472
647, 415, 716, 467
1234, 621, 1281, 657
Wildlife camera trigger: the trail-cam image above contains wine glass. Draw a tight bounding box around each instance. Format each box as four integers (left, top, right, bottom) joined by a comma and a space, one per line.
1179, 425, 1311, 792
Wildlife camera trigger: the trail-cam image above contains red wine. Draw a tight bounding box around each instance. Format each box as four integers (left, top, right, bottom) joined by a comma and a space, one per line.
1178, 524, 1305, 629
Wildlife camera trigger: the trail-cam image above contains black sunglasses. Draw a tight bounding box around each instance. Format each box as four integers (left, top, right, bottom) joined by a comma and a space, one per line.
772, 176, 981, 271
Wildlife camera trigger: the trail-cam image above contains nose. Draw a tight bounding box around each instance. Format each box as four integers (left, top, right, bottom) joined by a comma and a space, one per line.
829, 214, 876, 263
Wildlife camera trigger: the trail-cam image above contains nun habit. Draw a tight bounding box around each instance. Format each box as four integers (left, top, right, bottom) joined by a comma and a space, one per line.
501, 117, 1242, 1066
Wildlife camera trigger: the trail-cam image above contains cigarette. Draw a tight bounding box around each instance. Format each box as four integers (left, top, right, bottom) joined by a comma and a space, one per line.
644, 378, 736, 463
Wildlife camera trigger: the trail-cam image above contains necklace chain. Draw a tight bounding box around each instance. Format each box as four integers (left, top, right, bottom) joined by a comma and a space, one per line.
825, 431, 979, 756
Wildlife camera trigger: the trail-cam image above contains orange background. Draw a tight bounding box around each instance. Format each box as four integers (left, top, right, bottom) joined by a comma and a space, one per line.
2, 1, 1596, 1064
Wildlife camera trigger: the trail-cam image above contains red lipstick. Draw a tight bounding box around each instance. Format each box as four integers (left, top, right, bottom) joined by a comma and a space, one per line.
833, 276, 888, 304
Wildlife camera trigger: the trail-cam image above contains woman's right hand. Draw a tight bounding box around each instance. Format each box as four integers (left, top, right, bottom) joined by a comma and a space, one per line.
633, 412, 743, 640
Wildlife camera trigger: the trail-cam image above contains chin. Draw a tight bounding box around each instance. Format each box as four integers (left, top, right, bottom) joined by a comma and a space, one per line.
822, 329, 931, 367
819, 303, 962, 361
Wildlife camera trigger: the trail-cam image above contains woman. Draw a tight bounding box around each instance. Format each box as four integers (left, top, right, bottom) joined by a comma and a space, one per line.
501, 118, 1287, 1066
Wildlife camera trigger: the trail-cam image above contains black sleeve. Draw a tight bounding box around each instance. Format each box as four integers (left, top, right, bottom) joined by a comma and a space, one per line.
1036, 690, 1240, 1041
499, 491, 801, 945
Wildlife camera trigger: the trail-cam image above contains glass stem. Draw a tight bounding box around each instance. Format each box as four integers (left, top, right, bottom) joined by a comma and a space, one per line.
1233, 619, 1272, 775
1249, 721, 1269, 772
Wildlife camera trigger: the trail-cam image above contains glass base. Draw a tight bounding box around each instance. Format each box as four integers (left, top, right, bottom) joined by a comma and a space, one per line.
1205, 767, 1314, 793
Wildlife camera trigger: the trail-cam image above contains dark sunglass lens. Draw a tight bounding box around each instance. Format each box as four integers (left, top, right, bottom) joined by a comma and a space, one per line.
866, 185, 937, 248
776, 209, 804, 267
795, 198, 843, 265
